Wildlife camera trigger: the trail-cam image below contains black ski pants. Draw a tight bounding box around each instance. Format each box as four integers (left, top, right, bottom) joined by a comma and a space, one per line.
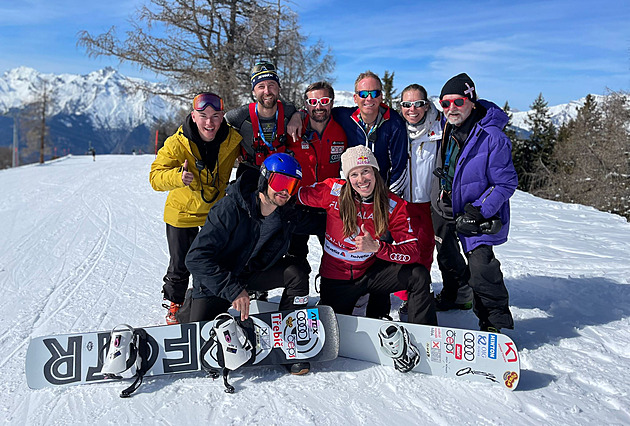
287, 205, 327, 262
432, 212, 472, 302
432, 212, 513, 330
319, 259, 437, 326
189, 256, 310, 322
163, 224, 199, 304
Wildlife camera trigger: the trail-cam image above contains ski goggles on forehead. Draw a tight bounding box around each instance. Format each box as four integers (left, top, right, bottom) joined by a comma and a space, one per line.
251, 61, 277, 76
439, 97, 467, 109
267, 172, 301, 195
401, 100, 428, 108
193, 92, 224, 112
356, 89, 382, 99
306, 97, 332, 106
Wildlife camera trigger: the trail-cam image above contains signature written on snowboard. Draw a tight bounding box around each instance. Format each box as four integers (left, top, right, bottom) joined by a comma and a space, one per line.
456, 367, 498, 383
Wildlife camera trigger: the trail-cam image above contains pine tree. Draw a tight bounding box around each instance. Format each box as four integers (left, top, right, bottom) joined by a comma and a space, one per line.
382, 70, 397, 109
517, 93, 556, 190
502, 101, 518, 143
526, 93, 556, 167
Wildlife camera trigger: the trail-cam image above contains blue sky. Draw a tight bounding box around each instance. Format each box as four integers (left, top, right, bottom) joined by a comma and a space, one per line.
1, 0, 628, 111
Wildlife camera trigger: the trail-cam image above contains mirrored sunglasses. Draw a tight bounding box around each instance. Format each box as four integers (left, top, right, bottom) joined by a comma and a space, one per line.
356, 90, 382, 99
193, 93, 224, 112
306, 97, 332, 106
439, 97, 467, 109
401, 100, 428, 108
267, 172, 300, 195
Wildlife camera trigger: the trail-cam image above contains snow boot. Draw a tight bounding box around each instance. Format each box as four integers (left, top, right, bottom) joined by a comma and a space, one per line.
248, 290, 268, 302
480, 321, 501, 333
285, 362, 310, 375
163, 299, 182, 325
398, 300, 408, 322
434, 287, 473, 311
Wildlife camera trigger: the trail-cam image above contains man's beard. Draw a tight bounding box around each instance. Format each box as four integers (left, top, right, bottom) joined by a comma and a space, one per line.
310, 109, 330, 123
257, 94, 278, 109
264, 190, 286, 207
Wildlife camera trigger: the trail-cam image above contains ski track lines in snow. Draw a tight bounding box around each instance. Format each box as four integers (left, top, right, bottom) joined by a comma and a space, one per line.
1, 155, 630, 425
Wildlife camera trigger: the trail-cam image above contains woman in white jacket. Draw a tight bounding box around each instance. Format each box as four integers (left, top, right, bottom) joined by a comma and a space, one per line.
401, 84, 442, 203
395, 84, 443, 317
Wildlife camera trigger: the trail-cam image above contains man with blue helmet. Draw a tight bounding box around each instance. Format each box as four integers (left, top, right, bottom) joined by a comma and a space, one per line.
186, 153, 311, 374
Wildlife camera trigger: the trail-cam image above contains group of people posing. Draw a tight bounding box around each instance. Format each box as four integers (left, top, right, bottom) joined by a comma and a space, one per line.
149, 62, 518, 375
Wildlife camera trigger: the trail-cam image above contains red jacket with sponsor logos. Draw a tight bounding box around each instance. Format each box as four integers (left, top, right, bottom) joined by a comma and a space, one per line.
286, 116, 347, 187
297, 178, 428, 281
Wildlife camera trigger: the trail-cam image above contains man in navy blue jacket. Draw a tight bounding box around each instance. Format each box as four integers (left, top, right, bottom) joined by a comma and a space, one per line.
430, 73, 518, 332
289, 71, 408, 197
331, 71, 408, 196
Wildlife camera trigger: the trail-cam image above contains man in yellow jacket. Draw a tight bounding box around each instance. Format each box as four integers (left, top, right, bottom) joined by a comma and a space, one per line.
150, 92, 241, 324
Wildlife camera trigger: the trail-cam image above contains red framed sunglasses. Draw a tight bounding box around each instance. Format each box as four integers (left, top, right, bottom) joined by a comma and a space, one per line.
193, 92, 224, 112
439, 97, 467, 109
267, 172, 301, 195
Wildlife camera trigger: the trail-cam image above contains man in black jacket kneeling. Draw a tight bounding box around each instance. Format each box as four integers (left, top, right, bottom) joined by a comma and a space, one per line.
185, 153, 310, 375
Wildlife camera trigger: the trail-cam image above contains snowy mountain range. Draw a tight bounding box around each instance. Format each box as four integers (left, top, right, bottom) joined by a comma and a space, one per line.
0, 67, 187, 158
0, 67, 596, 159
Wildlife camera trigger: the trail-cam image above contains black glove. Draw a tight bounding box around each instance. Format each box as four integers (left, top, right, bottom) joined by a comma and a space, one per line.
456, 203, 502, 236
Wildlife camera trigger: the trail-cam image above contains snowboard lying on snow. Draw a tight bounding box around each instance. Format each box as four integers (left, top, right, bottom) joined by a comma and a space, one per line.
25, 306, 339, 392
250, 300, 520, 390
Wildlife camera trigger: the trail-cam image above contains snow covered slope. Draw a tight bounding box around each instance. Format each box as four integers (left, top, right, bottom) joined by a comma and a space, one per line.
1, 155, 629, 424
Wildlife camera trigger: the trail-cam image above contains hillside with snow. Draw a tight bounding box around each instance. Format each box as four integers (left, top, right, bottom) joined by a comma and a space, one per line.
1, 155, 629, 425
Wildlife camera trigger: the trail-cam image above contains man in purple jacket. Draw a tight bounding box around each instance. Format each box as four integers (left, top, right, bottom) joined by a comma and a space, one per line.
430, 73, 518, 332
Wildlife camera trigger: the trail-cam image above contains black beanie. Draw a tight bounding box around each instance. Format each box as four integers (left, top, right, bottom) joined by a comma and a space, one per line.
251, 61, 280, 91
440, 73, 477, 101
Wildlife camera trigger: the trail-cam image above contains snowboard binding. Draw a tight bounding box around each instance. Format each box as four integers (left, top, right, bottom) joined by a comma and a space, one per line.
100, 324, 150, 398
378, 323, 421, 373
203, 313, 255, 393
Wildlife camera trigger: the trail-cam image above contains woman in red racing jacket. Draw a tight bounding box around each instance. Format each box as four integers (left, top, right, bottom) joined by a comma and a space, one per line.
297, 145, 437, 325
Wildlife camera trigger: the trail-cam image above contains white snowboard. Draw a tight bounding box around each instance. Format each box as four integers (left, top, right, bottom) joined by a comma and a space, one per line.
250, 300, 520, 390
26, 306, 339, 390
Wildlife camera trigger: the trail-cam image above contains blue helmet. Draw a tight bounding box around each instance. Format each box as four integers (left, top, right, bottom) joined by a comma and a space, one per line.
260, 153, 302, 180
258, 153, 302, 195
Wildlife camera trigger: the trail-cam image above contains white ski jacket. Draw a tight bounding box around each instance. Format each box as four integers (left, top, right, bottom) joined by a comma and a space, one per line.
402, 104, 442, 203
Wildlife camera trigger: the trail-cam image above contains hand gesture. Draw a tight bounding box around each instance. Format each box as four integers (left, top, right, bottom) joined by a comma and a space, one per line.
350, 224, 380, 253
181, 159, 194, 186
287, 111, 303, 142
232, 289, 251, 320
